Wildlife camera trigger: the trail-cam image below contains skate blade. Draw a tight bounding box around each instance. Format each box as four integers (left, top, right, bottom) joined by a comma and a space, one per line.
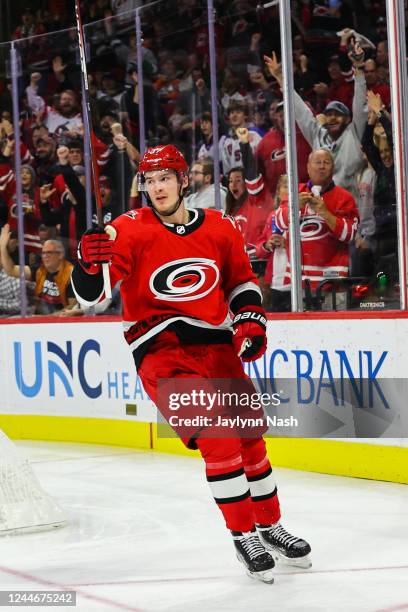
245, 568, 275, 584
272, 550, 312, 569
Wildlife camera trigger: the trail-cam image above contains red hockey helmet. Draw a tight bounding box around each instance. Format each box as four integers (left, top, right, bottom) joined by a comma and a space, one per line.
138, 144, 188, 175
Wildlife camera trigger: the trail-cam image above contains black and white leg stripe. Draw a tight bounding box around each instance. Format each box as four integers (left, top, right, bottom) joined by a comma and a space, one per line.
207, 468, 250, 504
247, 466, 277, 502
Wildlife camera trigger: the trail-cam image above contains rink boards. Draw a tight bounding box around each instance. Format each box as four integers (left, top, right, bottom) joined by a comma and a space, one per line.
0, 313, 407, 484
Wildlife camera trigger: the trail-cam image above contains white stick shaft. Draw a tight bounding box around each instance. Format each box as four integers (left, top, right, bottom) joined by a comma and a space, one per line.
102, 263, 112, 299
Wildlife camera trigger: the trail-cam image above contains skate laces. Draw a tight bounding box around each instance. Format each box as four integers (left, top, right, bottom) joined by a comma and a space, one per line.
268, 524, 300, 548
239, 532, 266, 559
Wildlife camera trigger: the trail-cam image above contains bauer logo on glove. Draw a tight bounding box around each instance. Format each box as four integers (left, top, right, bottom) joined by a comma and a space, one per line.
232, 306, 267, 362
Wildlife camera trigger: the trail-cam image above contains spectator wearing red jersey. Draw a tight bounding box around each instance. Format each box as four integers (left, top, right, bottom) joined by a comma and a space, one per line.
275, 149, 359, 309
226, 127, 274, 299
256, 101, 311, 197
0, 165, 43, 255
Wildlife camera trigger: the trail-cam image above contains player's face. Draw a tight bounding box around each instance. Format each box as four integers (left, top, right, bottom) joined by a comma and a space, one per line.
228, 171, 245, 199
145, 170, 182, 213
307, 151, 334, 185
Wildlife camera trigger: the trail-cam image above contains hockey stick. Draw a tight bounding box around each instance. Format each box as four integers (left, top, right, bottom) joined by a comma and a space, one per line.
74, 0, 112, 298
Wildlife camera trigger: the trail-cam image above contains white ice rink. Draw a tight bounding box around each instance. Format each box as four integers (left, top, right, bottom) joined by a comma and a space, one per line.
1, 441, 407, 612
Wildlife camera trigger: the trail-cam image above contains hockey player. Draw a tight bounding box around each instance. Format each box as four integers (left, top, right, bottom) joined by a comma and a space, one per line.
71, 144, 311, 583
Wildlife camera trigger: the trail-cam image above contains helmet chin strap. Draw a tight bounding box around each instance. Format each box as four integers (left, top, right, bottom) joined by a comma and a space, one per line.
151, 183, 185, 218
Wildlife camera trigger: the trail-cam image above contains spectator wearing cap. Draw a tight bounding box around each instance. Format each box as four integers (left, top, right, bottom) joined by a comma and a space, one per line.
363, 59, 391, 110
265, 46, 367, 206
256, 100, 311, 196
185, 158, 227, 210
218, 100, 261, 175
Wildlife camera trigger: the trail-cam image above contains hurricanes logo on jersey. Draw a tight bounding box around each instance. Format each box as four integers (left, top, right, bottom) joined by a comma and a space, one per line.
300, 215, 330, 241
149, 258, 220, 301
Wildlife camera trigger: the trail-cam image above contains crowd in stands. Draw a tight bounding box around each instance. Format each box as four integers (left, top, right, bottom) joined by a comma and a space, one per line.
0, 0, 400, 315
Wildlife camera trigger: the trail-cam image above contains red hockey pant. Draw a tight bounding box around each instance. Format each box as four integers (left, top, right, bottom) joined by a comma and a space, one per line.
138, 331, 281, 532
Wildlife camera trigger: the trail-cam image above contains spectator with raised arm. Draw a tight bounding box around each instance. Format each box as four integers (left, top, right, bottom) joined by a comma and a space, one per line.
219, 101, 261, 175
226, 127, 275, 297
264, 41, 367, 207
0, 231, 22, 317
0, 224, 76, 316
26, 80, 83, 136
361, 91, 397, 279
256, 100, 311, 197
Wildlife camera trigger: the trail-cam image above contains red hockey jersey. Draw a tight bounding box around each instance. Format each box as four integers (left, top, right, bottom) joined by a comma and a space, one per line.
231, 174, 274, 260
106, 207, 261, 365
256, 127, 311, 196
275, 182, 359, 289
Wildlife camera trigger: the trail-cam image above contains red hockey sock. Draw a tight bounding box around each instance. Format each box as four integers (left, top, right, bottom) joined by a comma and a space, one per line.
196, 437, 255, 532
241, 437, 281, 525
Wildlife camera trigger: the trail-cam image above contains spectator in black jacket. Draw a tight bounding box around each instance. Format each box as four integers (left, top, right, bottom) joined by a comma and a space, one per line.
362, 90, 396, 278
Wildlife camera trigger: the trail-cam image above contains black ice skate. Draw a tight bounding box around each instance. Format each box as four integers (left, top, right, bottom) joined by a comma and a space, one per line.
231, 528, 275, 583
256, 522, 312, 568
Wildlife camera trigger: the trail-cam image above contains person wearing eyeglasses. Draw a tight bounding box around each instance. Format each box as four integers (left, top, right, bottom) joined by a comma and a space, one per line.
0, 224, 76, 316
185, 158, 227, 210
